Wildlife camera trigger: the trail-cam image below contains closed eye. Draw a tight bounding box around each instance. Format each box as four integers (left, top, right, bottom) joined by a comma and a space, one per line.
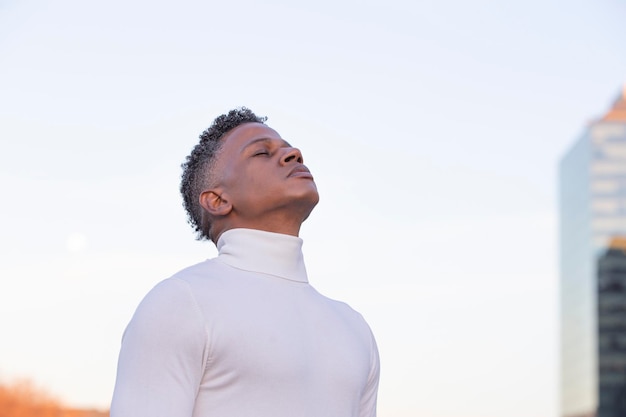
253, 150, 270, 156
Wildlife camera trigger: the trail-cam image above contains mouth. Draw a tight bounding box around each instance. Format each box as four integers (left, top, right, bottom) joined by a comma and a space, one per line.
288, 165, 314, 179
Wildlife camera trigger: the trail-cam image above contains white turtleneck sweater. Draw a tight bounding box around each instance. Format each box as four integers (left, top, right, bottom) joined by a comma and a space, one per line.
111, 229, 379, 417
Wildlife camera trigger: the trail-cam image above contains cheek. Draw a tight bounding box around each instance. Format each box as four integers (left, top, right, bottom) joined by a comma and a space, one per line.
233, 171, 277, 197
243, 173, 269, 190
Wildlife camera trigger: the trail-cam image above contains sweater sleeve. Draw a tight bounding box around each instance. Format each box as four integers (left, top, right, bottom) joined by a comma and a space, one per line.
110, 278, 208, 417
360, 327, 381, 417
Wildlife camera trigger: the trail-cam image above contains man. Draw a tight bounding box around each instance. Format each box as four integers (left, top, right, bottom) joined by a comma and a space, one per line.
111, 107, 380, 417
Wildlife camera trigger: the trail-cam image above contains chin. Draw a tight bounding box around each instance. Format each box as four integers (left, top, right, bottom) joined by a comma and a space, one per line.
292, 190, 319, 220
302, 188, 320, 207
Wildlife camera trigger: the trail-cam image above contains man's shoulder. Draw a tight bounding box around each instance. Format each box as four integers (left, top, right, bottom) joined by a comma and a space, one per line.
141, 259, 229, 303
311, 289, 370, 326
307, 290, 377, 352
133, 259, 229, 317
169, 258, 226, 282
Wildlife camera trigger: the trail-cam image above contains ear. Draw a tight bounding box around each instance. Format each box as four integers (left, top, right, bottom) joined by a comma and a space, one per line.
199, 189, 232, 217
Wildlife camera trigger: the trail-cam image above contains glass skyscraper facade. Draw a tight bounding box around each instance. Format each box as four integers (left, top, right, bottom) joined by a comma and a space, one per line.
560, 88, 626, 417
597, 240, 626, 416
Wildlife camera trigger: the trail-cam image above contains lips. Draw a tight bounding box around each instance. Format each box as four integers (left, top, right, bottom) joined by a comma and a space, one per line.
288, 165, 314, 179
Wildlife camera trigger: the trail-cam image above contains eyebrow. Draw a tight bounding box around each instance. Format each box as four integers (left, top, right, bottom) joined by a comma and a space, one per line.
242, 137, 292, 152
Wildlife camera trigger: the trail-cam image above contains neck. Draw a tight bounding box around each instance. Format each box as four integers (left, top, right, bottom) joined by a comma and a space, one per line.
216, 228, 308, 283
213, 215, 305, 244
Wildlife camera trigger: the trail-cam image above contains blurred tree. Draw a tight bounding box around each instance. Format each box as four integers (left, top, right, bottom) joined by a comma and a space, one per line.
0, 379, 108, 417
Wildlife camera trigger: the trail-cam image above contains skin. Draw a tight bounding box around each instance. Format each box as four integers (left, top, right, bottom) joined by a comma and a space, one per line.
199, 122, 319, 242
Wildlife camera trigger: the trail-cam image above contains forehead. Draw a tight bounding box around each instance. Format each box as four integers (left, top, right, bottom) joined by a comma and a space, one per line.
220, 123, 286, 153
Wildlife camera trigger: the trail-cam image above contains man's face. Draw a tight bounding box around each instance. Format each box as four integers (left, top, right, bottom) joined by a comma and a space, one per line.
212, 122, 319, 225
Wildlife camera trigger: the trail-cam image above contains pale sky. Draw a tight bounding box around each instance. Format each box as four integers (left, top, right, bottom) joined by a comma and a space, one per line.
1, 1, 625, 416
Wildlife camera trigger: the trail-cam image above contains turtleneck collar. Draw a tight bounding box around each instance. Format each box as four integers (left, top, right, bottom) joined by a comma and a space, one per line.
216, 228, 309, 283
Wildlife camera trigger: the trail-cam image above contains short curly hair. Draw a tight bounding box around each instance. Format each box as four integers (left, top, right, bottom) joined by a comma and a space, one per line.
180, 107, 267, 241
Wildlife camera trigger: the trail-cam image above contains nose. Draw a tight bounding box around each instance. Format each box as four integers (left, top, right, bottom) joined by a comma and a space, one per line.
281, 147, 303, 165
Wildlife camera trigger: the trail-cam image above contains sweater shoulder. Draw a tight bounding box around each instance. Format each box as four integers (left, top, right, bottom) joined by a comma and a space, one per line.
157, 258, 231, 291
131, 259, 225, 322
169, 258, 223, 281
312, 289, 372, 331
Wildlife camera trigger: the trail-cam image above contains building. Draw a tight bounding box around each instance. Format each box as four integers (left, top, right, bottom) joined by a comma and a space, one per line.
560, 87, 626, 417
597, 238, 626, 416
